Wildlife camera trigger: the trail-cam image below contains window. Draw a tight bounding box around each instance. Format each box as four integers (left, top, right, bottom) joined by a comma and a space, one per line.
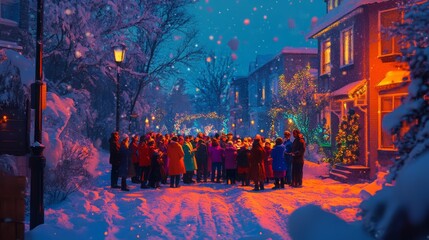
328, 0, 339, 11
321, 39, 331, 75
379, 8, 402, 56
0, 0, 20, 23
379, 94, 406, 149
341, 27, 353, 66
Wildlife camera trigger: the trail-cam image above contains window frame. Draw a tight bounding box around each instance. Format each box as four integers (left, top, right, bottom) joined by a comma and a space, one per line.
321, 38, 332, 75
378, 93, 407, 150
328, 0, 339, 11
378, 7, 403, 58
340, 26, 354, 67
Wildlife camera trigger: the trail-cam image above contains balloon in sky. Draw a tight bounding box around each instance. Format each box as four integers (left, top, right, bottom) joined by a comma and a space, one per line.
227, 38, 239, 51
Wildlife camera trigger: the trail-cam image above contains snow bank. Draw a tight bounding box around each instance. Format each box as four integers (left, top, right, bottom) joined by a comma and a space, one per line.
42, 93, 76, 167
304, 160, 330, 178
288, 204, 371, 240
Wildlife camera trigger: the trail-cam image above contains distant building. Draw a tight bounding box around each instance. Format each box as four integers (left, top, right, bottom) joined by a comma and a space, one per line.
229, 76, 249, 138
0, 0, 29, 51
308, 0, 411, 179
230, 47, 318, 137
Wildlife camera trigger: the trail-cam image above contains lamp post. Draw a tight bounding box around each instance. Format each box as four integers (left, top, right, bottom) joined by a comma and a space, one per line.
113, 45, 126, 132
30, 0, 46, 230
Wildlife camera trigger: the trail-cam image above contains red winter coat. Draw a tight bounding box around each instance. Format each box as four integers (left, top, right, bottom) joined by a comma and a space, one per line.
138, 142, 151, 167
130, 141, 139, 164
249, 144, 266, 182
167, 141, 186, 175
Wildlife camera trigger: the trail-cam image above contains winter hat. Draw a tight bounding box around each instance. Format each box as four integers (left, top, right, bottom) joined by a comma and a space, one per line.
122, 133, 129, 140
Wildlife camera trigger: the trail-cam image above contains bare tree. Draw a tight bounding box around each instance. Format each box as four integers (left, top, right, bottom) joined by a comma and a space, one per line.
126, 0, 204, 131
191, 53, 236, 117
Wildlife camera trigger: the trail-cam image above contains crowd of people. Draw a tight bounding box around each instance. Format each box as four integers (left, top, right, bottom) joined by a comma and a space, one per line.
108, 129, 306, 192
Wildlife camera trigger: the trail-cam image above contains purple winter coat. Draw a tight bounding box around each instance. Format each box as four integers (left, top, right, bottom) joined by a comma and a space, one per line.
224, 146, 237, 170
209, 145, 224, 163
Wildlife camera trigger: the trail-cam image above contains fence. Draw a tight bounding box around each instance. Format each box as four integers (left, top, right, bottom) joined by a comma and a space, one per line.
0, 176, 26, 240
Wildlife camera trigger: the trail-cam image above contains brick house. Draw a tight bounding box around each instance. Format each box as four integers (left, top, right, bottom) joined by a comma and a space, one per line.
308, 0, 411, 179
230, 47, 318, 137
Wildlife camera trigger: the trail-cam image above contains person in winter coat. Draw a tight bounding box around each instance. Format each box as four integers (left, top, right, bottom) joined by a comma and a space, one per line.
109, 131, 121, 189
148, 142, 163, 189
183, 135, 197, 184
283, 131, 293, 185
291, 129, 306, 188
158, 137, 169, 184
236, 139, 250, 186
264, 141, 273, 183
271, 138, 287, 189
167, 136, 185, 188
224, 141, 238, 184
138, 137, 151, 189
249, 137, 266, 191
119, 134, 131, 191
208, 139, 224, 183
195, 139, 209, 183
129, 135, 140, 183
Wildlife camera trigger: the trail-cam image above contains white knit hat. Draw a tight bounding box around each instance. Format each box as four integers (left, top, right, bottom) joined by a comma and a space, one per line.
122, 133, 129, 140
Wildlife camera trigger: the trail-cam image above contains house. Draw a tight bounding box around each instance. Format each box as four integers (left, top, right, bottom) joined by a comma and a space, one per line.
230, 47, 318, 137
229, 76, 249, 138
308, 0, 411, 180
0, 0, 30, 176
0, 0, 29, 51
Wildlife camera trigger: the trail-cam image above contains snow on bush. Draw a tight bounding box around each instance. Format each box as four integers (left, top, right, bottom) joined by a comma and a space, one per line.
359, 150, 429, 239
42, 92, 100, 204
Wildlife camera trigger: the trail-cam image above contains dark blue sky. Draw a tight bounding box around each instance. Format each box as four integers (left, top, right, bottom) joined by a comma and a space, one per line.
191, 0, 326, 75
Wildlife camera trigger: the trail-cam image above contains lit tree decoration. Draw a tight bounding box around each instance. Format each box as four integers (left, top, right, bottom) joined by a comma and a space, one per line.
174, 112, 224, 133
270, 65, 327, 143
334, 109, 360, 165
268, 107, 285, 138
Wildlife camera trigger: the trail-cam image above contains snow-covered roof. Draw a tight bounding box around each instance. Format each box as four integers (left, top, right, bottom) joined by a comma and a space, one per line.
331, 79, 366, 97
377, 70, 410, 89
281, 47, 318, 54
249, 47, 317, 75
307, 0, 391, 38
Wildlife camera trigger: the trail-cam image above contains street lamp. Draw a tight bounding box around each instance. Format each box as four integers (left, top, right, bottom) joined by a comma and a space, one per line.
30, 0, 46, 230
113, 45, 126, 132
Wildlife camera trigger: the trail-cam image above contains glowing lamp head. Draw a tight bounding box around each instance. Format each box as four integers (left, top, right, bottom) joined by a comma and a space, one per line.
2, 115, 7, 123
251, 120, 255, 125
145, 118, 149, 124
232, 123, 236, 128
113, 45, 126, 63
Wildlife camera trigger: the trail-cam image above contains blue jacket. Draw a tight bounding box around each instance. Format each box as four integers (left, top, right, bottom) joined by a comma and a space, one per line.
283, 139, 293, 168
271, 144, 286, 171
119, 143, 131, 178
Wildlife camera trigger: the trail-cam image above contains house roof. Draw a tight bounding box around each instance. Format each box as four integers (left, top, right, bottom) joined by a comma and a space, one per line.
307, 0, 391, 38
281, 47, 317, 55
331, 79, 367, 97
377, 70, 410, 89
248, 47, 317, 75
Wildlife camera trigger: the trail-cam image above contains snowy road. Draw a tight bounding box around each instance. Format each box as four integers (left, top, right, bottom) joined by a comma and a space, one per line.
26, 157, 367, 240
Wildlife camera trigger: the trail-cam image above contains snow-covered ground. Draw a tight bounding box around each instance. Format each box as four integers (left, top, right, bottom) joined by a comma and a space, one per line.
25, 151, 371, 240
